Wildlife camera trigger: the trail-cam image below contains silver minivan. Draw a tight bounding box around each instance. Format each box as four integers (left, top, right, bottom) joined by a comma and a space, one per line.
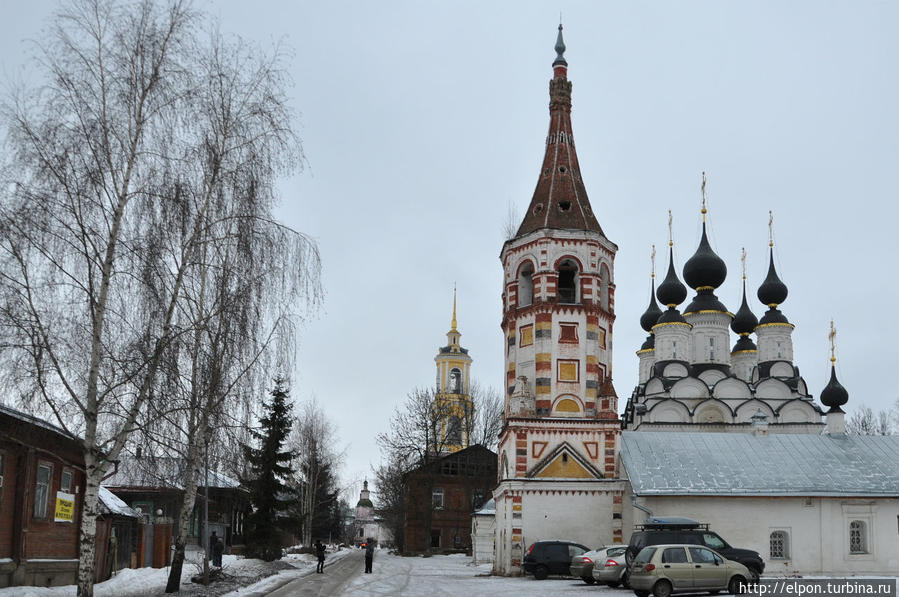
629, 544, 751, 597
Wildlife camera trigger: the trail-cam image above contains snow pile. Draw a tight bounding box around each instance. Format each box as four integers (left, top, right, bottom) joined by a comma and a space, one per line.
0, 549, 328, 597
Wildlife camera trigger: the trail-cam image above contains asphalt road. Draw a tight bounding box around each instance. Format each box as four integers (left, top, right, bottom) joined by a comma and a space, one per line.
265, 549, 366, 597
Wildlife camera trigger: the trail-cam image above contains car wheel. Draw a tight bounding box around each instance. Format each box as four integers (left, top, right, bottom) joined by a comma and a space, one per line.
653, 580, 673, 597
583, 576, 596, 585
729, 575, 747, 595
534, 565, 548, 580
608, 581, 621, 588
634, 591, 650, 597
621, 568, 631, 588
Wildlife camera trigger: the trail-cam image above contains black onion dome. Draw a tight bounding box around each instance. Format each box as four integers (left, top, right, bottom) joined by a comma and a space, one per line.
683, 290, 728, 315
758, 307, 790, 326
757, 248, 788, 307
640, 280, 663, 332
731, 281, 758, 335
820, 365, 849, 413
640, 335, 655, 351
655, 306, 687, 325
732, 334, 757, 352
683, 223, 727, 290
656, 247, 687, 307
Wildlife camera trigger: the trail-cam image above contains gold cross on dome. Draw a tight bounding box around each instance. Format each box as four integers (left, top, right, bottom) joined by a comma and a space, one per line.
701, 171, 707, 221
768, 210, 774, 248
829, 320, 837, 364
651, 245, 656, 279
668, 209, 673, 247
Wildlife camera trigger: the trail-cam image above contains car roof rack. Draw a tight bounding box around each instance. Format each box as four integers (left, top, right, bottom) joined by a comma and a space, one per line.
635, 517, 708, 530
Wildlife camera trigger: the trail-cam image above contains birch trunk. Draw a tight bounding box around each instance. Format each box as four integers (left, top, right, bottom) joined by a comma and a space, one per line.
165, 437, 203, 593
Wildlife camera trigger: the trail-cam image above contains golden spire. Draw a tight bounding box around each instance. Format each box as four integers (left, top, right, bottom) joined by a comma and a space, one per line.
829, 319, 836, 364
741, 248, 747, 281
701, 171, 707, 222
451, 284, 458, 332
668, 209, 673, 247
651, 244, 656, 279
768, 210, 774, 248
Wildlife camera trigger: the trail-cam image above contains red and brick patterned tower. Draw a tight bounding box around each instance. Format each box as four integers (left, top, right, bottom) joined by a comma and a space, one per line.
492, 25, 627, 576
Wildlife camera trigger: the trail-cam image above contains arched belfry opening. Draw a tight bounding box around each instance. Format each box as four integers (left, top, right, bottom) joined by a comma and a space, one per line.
600, 264, 611, 311
518, 262, 534, 307
557, 259, 578, 304
449, 368, 462, 393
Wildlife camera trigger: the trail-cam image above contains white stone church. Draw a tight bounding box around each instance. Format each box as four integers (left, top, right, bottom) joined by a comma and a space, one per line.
488, 26, 899, 577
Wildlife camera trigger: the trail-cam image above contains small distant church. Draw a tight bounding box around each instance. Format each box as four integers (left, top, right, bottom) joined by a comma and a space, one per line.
352, 480, 391, 547
490, 25, 899, 577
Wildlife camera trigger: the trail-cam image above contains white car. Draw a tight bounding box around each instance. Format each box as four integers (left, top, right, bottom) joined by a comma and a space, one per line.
591, 545, 628, 586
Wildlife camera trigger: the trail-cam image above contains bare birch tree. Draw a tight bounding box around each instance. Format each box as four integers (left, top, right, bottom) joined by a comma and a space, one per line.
467, 381, 504, 449
291, 398, 345, 546
0, 1, 318, 595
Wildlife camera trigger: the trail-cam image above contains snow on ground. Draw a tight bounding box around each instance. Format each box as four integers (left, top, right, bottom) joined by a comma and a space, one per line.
0, 547, 350, 597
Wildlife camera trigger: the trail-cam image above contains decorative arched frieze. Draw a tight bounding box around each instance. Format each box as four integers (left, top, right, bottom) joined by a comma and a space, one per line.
755, 377, 793, 400
670, 377, 710, 400
712, 377, 753, 400
776, 398, 821, 424
646, 400, 691, 424
734, 400, 776, 423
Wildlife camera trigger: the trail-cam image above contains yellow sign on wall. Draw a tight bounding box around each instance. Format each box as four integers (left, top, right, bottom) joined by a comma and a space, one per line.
55, 491, 75, 523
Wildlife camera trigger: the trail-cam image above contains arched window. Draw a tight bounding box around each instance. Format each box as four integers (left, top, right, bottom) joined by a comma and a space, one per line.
449, 368, 461, 393
599, 265, 610, 311
557, 259, 578, 304
518, 262, 534, 307
769, 530, 789, 559
849, 520, 868, 554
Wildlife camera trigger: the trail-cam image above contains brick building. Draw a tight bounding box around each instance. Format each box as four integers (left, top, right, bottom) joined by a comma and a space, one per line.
104, 456, 249, 565
0, 404, 85, 587
403, 444, 496, 554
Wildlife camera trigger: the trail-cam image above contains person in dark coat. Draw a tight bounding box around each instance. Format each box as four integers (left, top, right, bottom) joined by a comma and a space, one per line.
211, 532, 224, 567
314, 539, 326, 573
364, 540, 374, 573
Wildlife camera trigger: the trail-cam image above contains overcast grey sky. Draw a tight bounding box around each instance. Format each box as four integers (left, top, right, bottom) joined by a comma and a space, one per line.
3, 1, 898, 501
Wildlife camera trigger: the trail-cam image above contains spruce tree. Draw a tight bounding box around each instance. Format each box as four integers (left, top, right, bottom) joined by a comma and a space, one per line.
243, 378, 297, 560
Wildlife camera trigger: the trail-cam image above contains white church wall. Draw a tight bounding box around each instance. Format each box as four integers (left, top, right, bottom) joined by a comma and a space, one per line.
631, 495, 899, 575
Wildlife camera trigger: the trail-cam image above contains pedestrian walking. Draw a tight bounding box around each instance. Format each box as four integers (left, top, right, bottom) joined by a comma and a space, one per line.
210, 532, 224, 567
364, 540, 374, 573
314, 539, 326, 573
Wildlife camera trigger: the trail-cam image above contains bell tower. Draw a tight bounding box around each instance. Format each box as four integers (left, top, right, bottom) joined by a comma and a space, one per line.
492, 25, 627, 576
434, 288, 473, 453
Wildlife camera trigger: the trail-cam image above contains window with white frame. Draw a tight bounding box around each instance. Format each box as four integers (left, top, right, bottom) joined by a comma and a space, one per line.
61, 469, 73, 493
432, 487, 445, 510
849, 520, 868, 554
34, 462, 52, 519
769, 530, 789, 559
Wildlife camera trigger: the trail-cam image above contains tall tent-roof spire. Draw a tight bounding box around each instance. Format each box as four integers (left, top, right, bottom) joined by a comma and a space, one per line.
450, 284, 458, 332
513, 25, 607, 240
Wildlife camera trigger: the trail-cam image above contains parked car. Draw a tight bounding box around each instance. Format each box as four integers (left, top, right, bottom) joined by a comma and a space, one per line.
592, 545, 629, 586
629, 544, 751, 597
625, 517, 764, 580
570, 545, 623, 585
523, 540, 589, 580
